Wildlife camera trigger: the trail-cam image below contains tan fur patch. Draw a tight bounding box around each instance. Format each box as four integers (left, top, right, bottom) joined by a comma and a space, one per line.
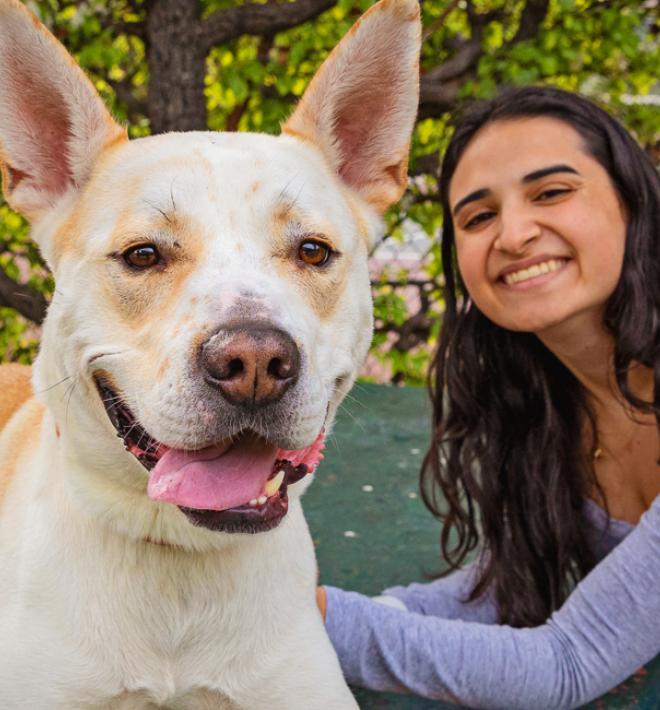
280, 125, 312, 145
53, 151, 134, 259
0, 363, 33, 431
53, 208, 84, 259
269, 204, 353, 321
294, 266, 350, 320
0, 387, 44, 511
0, 142, 13, 205
156, 358, 171, 382
342, 190, 371, 248
103, 210, 206, 327
100, 129, 129, 156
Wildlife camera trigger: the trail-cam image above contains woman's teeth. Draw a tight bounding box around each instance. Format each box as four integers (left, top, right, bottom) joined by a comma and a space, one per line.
503, 258, 566, 285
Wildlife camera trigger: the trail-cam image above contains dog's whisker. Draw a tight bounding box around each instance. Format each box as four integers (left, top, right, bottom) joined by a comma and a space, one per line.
36, 374, 72, 394
328, 386, 363, 410
135, 430, 146, 449
101, 394, 123, 405
63, 380, 78, 428
274, 175, 300, 212
143, 198, 173, 225
89, 349, 129, 364
338, 389, 367, 408
169, 178, 178, 213
335, 403, 365, 431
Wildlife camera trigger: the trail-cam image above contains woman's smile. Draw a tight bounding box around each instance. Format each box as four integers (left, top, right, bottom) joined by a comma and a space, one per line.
497, 255, 571, 288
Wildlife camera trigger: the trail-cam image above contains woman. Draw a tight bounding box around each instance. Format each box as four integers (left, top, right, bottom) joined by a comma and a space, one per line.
317, 86, 660, 708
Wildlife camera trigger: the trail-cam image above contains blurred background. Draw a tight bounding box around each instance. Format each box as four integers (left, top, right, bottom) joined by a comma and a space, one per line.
1, 0, 658, 384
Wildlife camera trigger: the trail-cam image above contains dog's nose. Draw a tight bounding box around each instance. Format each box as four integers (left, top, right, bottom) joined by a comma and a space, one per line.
201, 325, 300, 407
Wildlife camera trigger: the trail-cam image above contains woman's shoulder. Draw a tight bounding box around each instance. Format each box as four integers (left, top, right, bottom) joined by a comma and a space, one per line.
582, 497, 636, 560
642, 493, 660, 533
581, 494, 660, 560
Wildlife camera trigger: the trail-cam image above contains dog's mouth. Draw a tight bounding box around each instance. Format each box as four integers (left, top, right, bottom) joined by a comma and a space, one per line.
95, 378, 323, 534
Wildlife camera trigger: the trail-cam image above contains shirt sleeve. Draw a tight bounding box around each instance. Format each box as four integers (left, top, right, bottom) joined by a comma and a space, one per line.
381, 559, 499, 624
324, 494, 660, 709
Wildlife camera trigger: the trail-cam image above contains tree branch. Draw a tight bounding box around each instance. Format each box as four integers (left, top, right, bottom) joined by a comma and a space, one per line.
422, 36, 481, 84
0, 270, 48, 324
95, 5, 147, 40
225, 97, 250, 131
107, 77, 148, 120
419, 0, 550, 119
512, 0, 550, 44
410, 152, 441, 176
198, 0, 336, 52
422, 0, 461, 41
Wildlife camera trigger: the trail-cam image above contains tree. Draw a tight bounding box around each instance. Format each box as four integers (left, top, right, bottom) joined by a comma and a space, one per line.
1, 0, 658, 380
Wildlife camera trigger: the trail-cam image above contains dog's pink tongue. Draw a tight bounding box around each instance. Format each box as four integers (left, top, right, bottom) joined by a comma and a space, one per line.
147, 437, 278, 511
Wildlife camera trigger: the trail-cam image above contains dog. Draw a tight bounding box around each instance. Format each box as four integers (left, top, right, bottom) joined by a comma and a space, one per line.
0, 0, 420, 706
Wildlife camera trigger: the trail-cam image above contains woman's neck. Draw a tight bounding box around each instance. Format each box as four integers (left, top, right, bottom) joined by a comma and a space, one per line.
536, 311, 622, 408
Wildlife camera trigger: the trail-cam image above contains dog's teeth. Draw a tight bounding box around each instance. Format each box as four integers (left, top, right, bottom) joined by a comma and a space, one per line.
257, 495, 267, 505
249, 499, 258, 507
264, 470, 285, 497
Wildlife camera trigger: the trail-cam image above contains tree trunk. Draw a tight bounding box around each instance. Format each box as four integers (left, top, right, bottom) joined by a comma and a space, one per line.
146, 0, 207, 133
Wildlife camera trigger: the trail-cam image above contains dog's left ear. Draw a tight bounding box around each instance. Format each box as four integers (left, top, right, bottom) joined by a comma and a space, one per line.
0, 0, 126, 223
282, 0, 421, 214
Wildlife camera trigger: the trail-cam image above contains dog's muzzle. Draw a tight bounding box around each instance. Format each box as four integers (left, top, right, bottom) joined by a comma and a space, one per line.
94, 373, 324, 535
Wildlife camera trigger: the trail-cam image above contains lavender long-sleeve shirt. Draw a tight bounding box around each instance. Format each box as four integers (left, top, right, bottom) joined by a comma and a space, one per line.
324, 494, 660, 709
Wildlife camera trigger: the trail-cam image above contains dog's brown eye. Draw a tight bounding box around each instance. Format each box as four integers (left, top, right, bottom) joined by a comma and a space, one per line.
298, 240, 332, 267
123, 244, 161, 269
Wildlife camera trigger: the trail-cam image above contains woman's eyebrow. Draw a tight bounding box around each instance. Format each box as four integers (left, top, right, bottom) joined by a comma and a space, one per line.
452, 188, 491, 217
522, 164, 579, 183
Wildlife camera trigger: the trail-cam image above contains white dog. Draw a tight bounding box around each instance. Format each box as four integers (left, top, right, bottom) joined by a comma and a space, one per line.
0, 0, 420, 706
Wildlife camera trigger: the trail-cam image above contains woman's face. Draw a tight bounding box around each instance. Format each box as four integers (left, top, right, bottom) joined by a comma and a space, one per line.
449, 117, 627, 337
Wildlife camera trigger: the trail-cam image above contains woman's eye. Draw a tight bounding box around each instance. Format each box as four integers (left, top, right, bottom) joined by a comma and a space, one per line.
463, 211, 495, 230
535, 188, 573, 202
298, 240, 332, 267
123, 244, 161, 269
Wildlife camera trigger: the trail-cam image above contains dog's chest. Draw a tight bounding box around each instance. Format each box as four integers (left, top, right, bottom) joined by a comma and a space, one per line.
1, 499, 316, 707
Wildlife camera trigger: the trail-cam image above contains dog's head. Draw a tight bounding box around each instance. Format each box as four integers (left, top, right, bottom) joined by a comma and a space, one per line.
0, 0, 420, 543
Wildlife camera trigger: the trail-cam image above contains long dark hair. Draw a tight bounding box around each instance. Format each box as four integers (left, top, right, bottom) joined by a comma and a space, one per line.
422, 86, 660, 627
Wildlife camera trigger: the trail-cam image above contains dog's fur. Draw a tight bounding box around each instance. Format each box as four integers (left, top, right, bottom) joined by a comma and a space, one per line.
0, 0, 420, 706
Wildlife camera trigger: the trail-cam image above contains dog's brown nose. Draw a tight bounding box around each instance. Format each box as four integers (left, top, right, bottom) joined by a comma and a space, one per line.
201, 325, 300, 407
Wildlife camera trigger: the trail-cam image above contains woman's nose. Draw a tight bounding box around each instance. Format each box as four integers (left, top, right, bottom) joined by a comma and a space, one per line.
494, 205, 541, 254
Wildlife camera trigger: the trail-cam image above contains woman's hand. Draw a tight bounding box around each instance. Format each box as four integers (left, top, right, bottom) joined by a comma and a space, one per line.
316, 586, 327, 621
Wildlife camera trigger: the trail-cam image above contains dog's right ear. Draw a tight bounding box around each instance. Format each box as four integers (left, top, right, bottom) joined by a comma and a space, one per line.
282, 0, 421, 214
0, 0, 126, 223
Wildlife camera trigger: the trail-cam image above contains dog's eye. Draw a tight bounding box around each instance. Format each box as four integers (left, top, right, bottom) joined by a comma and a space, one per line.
123, 244, 161, 269
298, 240, 332, 267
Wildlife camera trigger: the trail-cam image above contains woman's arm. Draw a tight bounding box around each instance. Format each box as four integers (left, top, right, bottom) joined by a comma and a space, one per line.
318, 560, 498, 628
378, 561, 498, 623
324, 495, 660, 709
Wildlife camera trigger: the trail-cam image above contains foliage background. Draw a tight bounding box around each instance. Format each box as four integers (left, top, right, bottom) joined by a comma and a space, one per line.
1, 0, 658, 383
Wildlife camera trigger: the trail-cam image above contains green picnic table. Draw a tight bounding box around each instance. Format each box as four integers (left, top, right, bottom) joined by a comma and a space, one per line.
303, 383, 660, 710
